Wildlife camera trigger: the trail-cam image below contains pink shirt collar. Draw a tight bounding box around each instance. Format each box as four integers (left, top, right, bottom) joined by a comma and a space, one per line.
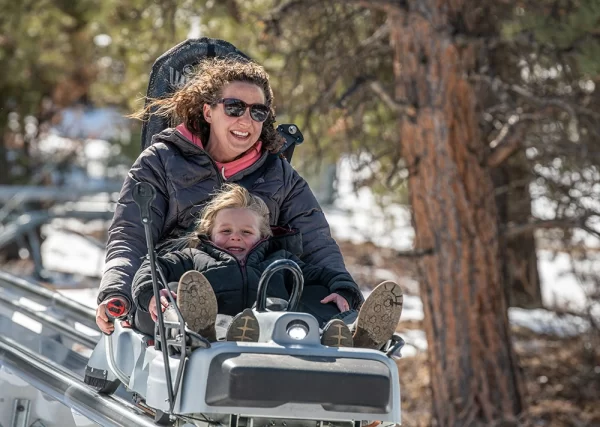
175, 124, 263, 179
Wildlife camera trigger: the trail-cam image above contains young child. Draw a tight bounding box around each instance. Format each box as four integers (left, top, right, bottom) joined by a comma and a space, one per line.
132, 184, 403, 349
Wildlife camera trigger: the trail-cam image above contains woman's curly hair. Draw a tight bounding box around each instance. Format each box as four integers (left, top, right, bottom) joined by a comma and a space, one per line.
133, 57, 283, 153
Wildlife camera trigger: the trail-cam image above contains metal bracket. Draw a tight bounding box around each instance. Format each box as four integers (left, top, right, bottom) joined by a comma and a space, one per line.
10, 399, 30, 427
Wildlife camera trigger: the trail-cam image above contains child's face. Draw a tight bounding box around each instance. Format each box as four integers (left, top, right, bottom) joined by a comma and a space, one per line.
210, 208, 263, 260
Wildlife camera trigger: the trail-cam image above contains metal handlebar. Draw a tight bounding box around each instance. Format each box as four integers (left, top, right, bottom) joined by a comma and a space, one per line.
256, 259, 304, 312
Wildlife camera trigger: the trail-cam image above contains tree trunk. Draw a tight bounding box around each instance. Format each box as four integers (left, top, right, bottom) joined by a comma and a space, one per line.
507, 229, 542, 308
388, 3, 524, 425
494, 155, 543, 309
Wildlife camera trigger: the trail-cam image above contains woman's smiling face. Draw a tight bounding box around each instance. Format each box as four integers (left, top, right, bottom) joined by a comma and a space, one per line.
203, 81, 266, 162
210, 208, 263, 260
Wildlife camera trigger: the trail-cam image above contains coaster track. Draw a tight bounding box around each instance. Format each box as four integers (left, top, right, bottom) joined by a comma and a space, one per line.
0, 269, 159, 426
0, 335, 157, 427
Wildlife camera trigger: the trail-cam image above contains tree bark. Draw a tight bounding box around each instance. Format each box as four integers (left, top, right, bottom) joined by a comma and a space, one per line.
388, 3, 524, 425
494, 154, 543, 309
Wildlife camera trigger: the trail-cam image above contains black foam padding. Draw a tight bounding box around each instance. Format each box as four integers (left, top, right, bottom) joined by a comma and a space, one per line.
205, 353, 391, 413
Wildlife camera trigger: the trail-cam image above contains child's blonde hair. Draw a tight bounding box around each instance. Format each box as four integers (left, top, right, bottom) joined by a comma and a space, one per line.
194, 184, 272, 240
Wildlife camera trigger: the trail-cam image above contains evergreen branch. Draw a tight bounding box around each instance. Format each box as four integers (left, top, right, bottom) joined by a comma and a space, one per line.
505, 217, 600, 239
472, 74, 600, 121
487, 113, 540, 168
580, 224, 600, 240
335, 75, 417, 117
335, 75, 372, 108
222, 0, 242, 23
369, 80, 417, 117
351, 0, 409, 13
262, 0, 316, 35
264, 0, 316, 22
360, 22, 390, 47
487, 131, 522, 168
494, 178, 535, 197
397, 248, 434, 258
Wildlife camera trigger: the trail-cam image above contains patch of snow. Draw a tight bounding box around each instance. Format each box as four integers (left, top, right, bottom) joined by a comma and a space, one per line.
41, 229, 104, 278
54, 106, 131, 143
57, 288, 99, 309
37, 133, 79, 155
47, 218, 111, 238
73, 321, 101, 337
508, 307, 590, 337
399, 329, 428, 358
401, 295, 425, 322
348, 265, 405, 287
398, 277, 420, 295
18, 297, 47, 312
324, 205, 414, 251
323, 156, 414, 251
537, 250, 595, 312
11, 312, 42, 333
363, 289, 423, 322
83, 139, 112, 179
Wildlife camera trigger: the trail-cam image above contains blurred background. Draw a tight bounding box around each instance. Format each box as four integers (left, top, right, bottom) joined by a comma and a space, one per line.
0, 1, 598, 426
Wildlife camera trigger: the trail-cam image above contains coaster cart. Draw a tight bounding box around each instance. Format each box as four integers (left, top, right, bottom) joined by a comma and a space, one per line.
84, 38, 405, 426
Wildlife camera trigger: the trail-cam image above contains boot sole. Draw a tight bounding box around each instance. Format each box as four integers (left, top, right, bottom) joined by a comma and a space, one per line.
353, 281, 403, 349
226, 308, 260, 342
177, 271, 217, 339
321, 319, 354, 347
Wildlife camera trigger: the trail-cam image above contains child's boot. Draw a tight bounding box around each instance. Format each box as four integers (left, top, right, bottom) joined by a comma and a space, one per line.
226, 308, 260, 342
176, 270, 218, 342
353, 281, 403, 350
321, 319, 354, 347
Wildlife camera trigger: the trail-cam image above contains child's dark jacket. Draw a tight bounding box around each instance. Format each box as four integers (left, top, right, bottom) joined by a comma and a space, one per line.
132, 229, 362, 317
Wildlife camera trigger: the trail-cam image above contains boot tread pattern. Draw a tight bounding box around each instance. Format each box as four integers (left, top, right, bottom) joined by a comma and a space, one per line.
353, 281, 403, 350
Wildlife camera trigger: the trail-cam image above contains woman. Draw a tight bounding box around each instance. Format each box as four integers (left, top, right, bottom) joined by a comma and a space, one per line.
96, 58, 363, 335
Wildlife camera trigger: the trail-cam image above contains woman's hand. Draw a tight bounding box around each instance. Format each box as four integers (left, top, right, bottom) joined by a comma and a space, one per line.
96, 302, 114, 334
96, 296, 130, 334
320, 293, 350, 312
148, 289, 177, 322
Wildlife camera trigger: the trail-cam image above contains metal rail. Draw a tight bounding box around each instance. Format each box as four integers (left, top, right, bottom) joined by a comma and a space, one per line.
0, 184, 122, 203
0, 210, 114, 250
0, 270, 97, 329
0, 335, 158, 427
0, 292, 98, 348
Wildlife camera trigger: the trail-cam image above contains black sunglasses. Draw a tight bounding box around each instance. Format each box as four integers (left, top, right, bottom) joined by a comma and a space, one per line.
214, 98, 270, 122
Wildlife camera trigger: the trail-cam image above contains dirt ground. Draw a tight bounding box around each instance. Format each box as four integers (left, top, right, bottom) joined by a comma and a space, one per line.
338, 240, 600, 427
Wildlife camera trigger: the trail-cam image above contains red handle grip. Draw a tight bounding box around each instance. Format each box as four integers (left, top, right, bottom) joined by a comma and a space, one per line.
105, 297, 130, 319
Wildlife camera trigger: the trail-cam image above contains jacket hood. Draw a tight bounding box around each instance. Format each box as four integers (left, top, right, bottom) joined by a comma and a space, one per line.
149, 127, 202, 156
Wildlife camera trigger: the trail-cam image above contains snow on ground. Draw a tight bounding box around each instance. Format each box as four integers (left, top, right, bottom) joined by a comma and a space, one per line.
35, 155, 599, 355
400, 329, 428, 357
537, 250, 590, 310
323, 156, 414, 251
41, 229, 105, 278
508, 307, 590, 337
